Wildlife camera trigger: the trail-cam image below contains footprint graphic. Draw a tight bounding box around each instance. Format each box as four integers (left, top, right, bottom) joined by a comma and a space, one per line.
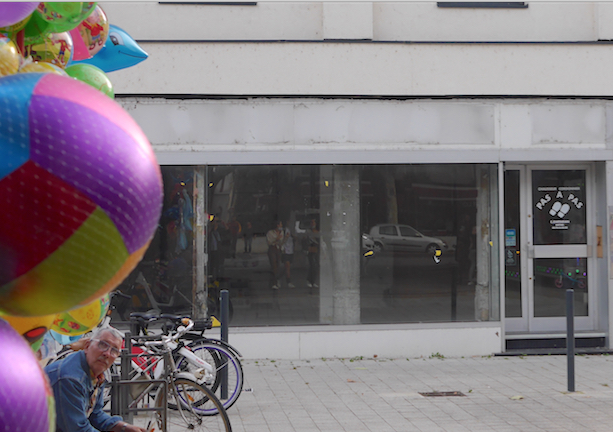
557, 203, 570, 218
549, 202, 562, 216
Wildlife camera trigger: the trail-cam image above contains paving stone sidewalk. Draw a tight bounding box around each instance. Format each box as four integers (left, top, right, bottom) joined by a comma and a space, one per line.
227, 355, 613, 432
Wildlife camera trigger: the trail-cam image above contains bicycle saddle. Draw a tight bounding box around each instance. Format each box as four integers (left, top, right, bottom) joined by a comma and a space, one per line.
159, 313, 188, 322
129, 312, 159, 321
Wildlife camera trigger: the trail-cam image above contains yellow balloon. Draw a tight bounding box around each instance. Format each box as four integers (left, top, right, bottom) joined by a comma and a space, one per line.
0, 312, 55, 352
51, 294, 110, 336
0, 14, 32, 34
0, 36, 20, 77
19, 60, 67, 75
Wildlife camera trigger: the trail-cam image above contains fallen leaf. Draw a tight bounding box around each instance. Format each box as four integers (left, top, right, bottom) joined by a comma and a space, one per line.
510, 395, 524, 400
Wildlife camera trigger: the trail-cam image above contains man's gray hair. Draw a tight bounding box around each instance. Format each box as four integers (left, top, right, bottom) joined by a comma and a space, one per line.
91, 325, 124, 342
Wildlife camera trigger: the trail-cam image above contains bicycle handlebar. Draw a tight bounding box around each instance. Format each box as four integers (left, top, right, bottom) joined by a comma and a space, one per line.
110, 290, 131, 300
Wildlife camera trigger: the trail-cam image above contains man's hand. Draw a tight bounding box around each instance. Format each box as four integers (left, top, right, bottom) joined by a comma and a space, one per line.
112, 422, 147, 432
125, 424, 147, 432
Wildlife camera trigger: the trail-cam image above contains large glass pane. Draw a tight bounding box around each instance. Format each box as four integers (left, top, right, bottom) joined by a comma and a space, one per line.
115, 164, 500, 327
113, 166, 196, 320
533, 258, 588, 317
532, 170, 586, 245
360, 164, 499, 323
206, 165, 323, 326
504, 170, 522, 318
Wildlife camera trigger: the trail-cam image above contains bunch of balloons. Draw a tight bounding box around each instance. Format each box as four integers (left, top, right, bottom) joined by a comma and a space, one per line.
0, 2, 149, 94
0, 4, 159, 431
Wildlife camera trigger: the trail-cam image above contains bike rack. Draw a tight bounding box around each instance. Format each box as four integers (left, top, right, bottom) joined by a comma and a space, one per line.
109, 332, 169, 432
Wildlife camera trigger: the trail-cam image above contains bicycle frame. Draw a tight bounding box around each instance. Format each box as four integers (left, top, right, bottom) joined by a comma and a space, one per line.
124, 350, 204, 431
120, 322, 217, 387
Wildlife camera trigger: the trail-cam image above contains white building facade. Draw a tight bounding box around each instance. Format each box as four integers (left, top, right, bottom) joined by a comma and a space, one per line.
102, 1, 613, 359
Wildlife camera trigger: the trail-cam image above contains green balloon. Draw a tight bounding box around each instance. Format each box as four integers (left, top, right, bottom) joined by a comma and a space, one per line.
23, 13, 50, 46
65, 63, 114, 98
36, 2, 98, 33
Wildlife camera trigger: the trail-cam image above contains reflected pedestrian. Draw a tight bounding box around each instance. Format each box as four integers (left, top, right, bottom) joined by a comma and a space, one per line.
282, 222, 295, 288
266, 220, 286, 289
306, 218, 320, 289
243, 221, 254, 253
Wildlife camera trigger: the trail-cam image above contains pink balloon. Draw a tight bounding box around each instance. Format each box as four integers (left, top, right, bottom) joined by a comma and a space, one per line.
0, 2, 39, 28
70, 27, 90, 61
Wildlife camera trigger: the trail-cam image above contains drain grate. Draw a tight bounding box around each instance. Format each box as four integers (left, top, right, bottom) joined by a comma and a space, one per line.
419, 391, 466, 397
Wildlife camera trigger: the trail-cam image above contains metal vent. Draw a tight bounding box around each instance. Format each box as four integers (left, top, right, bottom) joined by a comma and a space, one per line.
419, 391, 466, 397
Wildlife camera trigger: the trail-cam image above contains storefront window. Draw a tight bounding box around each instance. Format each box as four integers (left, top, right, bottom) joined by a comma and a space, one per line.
360, 164, 499, 323
114, 164, 500, 326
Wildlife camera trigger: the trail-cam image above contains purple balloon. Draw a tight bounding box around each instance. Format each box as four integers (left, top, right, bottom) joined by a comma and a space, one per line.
0, 2, 39, 28
0, 319, 53, 432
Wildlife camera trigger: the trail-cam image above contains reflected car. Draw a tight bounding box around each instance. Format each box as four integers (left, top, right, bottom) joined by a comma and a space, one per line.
369, 224, 447, 254
362, 233, 375, 250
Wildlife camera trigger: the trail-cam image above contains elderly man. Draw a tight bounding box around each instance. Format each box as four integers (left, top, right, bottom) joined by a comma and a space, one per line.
44, 326, 145, 432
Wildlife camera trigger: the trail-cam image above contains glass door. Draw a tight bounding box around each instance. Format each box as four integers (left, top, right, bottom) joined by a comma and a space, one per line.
504, 165, 594, 333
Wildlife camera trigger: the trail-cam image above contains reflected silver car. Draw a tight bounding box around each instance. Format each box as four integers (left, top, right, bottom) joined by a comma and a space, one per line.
369, 224, 447, 254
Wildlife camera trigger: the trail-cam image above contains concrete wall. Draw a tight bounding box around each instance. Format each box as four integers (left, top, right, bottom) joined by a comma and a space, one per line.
107, 42, 613, 96
98, 1, 613, 96
101, 2, 613, 42
117, 98, 613, 164
209, 324, 502, 359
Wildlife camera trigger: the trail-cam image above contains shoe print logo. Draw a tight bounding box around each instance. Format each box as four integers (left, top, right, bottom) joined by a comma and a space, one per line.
549, 202, 570, 218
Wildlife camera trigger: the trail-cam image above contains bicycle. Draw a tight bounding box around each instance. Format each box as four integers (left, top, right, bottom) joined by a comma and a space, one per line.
124, 318, 232, 432
129, 312, 244, 413
47, 292, 243, 415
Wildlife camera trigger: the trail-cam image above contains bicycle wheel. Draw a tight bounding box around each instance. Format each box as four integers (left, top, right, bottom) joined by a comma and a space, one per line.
157, 378, 232, 432
174, 341, 243, 413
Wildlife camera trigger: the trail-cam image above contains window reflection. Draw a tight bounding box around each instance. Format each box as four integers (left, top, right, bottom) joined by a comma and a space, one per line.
359, 165, 497, 323
114, 164, 500, 327
534, 258, 588, 317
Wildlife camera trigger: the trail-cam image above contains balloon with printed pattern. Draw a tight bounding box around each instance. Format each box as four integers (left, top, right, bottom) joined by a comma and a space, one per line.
0, 318, 55, 432
0, 72, 162, 317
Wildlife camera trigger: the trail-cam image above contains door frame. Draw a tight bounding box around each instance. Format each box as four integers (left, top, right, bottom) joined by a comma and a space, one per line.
503, 163, 597, 333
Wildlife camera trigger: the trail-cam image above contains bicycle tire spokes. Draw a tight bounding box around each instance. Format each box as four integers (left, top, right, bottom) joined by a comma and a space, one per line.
165, 379, 232, 432
173, 342, 243, 413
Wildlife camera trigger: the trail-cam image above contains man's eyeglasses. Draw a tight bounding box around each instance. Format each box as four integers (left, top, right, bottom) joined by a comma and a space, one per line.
93, 339, 121, 357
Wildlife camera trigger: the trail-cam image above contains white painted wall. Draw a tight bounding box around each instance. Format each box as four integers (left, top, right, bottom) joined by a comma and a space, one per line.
108, 42, 613, 96
118, 98, 613, 164
209, 324, 502, 359
100, 2, 610, 42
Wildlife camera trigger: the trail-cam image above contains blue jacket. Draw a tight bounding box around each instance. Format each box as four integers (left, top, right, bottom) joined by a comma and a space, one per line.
44, 350, 122, 432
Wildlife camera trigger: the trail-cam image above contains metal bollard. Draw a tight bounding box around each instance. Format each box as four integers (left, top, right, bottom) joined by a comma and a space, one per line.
121, 332, 133, 423
220, 289, 229, 400
110, 373, 120, 416
566, 289, 575, 392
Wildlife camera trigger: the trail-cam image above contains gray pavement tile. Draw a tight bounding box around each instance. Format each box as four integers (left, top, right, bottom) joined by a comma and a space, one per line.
225, 355, 613, 432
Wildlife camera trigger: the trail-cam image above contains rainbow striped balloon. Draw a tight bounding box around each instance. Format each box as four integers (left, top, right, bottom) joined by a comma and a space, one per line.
0, 73, 162, 316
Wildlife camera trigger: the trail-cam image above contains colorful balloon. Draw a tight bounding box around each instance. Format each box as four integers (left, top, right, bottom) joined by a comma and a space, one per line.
0, 14, 33, 35
0, 36, 20, 77
36, 2, 97, 33
23, 12, 53, 46
70, 5, 108, 61
19, 60, 68, 75
0, 2, 39, 28
0, 312, 55, 351
0, 73, 163, 316
25, 31, 73, 68
65, 63, 113, 97
72, 24, 148, 72
23, 2, 97, 46
0, 319, 55, 432
51, 294, 110, 336
49, 329, 84, 346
